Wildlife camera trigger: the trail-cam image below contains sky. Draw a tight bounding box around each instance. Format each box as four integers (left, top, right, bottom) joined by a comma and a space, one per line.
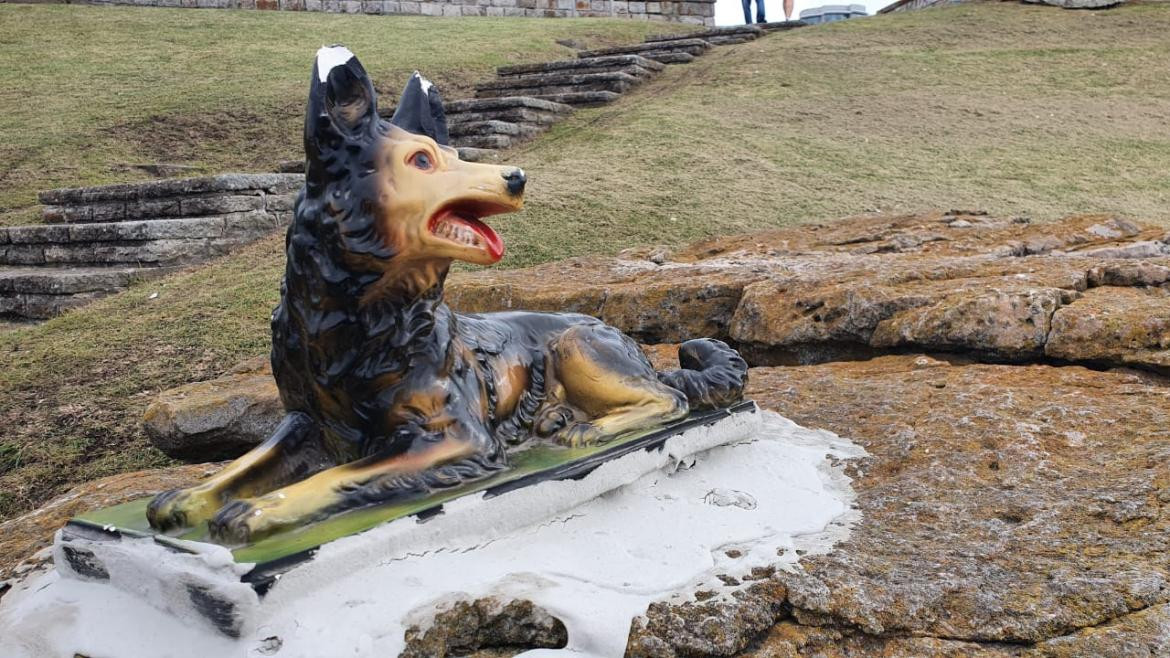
713, 0, 893, 25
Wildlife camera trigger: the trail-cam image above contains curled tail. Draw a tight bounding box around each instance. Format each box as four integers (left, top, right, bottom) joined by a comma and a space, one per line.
657, 338, 749, 411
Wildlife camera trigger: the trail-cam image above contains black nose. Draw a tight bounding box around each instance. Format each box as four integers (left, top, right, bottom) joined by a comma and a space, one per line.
503, 168, 526, 196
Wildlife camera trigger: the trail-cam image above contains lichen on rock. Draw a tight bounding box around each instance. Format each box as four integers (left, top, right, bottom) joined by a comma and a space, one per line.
114, 210, 1170, 655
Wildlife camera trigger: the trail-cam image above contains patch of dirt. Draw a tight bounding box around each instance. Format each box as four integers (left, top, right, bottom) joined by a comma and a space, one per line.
101, 103, 301, 172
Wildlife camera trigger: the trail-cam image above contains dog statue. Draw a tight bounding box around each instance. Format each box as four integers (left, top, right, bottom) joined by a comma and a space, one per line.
146, 46, 748, 544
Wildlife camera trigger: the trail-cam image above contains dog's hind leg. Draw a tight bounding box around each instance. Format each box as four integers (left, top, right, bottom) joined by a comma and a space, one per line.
549, 324, 689, 448
147, 412, 331, 532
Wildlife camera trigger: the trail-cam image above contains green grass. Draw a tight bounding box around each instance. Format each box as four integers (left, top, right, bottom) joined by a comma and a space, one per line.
0, 4, 670, 226
3, 1, 1170, 522
497, 1, 1170, 263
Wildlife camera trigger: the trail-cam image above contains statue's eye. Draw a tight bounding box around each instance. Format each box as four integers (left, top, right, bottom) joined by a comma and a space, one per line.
409, 152, 433, 171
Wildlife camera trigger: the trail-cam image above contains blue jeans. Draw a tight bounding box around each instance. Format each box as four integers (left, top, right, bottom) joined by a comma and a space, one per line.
742, 0, 765, 23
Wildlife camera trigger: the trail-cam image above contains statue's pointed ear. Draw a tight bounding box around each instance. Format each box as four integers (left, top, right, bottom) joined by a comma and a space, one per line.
390, 71, 450, 146
306, 45, 378, 146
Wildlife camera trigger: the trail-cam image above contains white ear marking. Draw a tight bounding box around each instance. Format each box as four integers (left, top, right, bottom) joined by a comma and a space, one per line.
317, 45, 356, 83
412, 70, 433, 95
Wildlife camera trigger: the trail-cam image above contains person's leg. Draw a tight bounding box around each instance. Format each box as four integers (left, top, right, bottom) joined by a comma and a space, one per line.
742, 0, 753, 24
757, 0, 766, 22
784, 0, 793, 20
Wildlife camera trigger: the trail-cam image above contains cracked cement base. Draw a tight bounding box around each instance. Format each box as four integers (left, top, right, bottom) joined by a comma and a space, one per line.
0, 412, 864, 658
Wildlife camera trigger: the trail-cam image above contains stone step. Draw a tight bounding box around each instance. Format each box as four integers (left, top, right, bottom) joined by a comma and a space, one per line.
456, 147, 500, 163
444, 96, 575, 115
759, 20, 808, 31
577, 39, 712, 60
0, 212, 287, 267
447, 120, 542, 140
0, 234, 267, 268
39, 173, 302, 224
41, 189, 298, 225
497, 55, 665, 78
486, 91, 621, 108
1, 289, 106, 320
451, 134, 515, 150
645, 25, 763, 42
445, 105, 571, 127
0, 265, 172, 320
2, 212, 282, 245
275, 160, 305, 174
475, 86, 627, 103
707, 34, 756, 46
475, 71, 640, 99
644, 51, 697, 65
0, 265, 168, 295
500, 62, 660, 83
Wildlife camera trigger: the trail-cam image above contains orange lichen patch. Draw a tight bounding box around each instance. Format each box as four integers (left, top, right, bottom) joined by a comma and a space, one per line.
0, 463, 219, 580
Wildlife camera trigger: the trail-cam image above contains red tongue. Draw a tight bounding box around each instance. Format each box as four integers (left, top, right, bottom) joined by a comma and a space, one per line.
452, 213, 504, 262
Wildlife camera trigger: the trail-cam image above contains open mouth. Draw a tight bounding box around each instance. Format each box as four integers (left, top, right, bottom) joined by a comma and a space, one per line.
428, 200, 508, 262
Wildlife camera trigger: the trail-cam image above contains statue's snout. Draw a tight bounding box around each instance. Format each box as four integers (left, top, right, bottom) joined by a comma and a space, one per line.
503, 168, 526, 197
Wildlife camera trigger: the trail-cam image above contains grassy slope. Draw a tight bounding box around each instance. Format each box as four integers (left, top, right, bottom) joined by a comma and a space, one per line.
501, 1, 1170, 264
0, 4, 665, 226
2, 2, 1170, 520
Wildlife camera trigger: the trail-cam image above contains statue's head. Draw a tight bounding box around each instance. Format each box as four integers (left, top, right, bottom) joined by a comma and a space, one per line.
302, 46, 525, 273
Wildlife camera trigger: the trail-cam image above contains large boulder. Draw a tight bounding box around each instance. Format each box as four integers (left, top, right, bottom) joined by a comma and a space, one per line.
450, 211, 1170, 372
142, 356, 283, 460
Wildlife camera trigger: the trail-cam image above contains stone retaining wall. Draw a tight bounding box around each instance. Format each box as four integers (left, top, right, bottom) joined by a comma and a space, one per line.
78, 0, 717, 25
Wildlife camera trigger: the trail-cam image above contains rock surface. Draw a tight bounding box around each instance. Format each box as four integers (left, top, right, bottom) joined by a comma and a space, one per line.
68, 210, 1170, 654
401, 598, 568, 657
0, 463, 219, 582
625, 354, 1170, 656
448, 211, 1170, 372
142, 356, 283, 460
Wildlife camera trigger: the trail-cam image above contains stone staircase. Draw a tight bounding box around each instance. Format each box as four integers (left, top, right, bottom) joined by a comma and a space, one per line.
576, 37, 712, 64
0, 174, 300, 321
447, 25, 813, 161
443, 96, 576, 162
7, 24, 812, 320
474, 54, 665, 107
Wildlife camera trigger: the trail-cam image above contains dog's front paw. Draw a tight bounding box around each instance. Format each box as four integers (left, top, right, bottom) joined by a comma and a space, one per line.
208, 499, 263, 545
553, 422, 607, 448
146, 486, 220, 532
208, 494, 300, 545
